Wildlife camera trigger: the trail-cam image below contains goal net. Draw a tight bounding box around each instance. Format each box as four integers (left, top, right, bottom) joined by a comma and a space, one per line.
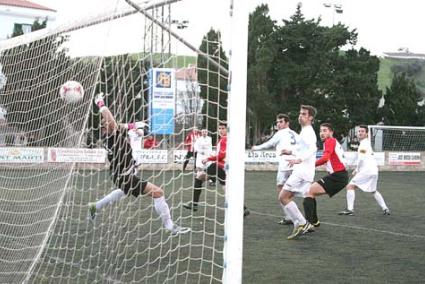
368, 125, 425, 152
0, 0, 247, 283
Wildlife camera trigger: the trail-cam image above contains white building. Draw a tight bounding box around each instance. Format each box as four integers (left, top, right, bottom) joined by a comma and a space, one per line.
0, 0, 56, 40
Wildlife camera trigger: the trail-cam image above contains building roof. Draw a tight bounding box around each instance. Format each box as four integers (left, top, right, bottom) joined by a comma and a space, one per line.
0, 0, 56, 12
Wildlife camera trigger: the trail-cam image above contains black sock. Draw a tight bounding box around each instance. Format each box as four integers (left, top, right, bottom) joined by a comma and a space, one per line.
303, 197, 315, 223
193, 178, 203, 205
183, 160, 189, 170
312, 198, 318, 223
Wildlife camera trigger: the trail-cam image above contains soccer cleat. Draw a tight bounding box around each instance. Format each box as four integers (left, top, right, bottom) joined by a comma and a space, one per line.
287, 223, 311, 240
208, 180, 216, 186
183, 202, 198, 212
170, 225, 191, 236
304, 222, 315, 233
383, 209, 391, 215
338, 209, 354, 216
278, 218, 293, 225
88, 203, 96, 221
243, 208, 250, 217
312, 220, 321, 227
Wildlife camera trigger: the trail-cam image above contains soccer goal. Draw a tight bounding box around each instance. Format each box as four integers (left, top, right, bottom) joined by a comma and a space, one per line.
368, 125, 425, 152
0, 0, 247, 283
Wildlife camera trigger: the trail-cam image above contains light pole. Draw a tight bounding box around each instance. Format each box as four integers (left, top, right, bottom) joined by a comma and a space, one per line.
323, 3, 343, 26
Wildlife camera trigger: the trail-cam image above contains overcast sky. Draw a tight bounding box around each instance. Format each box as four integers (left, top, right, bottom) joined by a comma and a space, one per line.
34, 0, 425, 56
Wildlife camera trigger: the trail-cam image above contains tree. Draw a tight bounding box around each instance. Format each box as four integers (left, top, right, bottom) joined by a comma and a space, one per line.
11, 18, 47, 38
256, 4, 381, 138
380, 73, 422, 126
247, 4, 278, 145
197, 29, 228, 141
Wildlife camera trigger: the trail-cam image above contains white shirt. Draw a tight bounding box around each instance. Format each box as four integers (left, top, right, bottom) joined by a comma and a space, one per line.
194, 135, 212, 168
293, 125, 317, 181
252, 128, 298, 171
356, 138, 378, 175
128, 129, 143, 151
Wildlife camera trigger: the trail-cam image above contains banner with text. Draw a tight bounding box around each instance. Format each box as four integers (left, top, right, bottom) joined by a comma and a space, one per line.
148, 68, 176, 135
133, 150, 168, 164
0, 147, 44, 163
388, 152, 421, 166
48, 148, 107, 163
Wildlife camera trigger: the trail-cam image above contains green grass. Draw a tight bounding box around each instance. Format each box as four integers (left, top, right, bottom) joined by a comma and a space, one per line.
377, 57, 425, 94
1, 170, 424, 283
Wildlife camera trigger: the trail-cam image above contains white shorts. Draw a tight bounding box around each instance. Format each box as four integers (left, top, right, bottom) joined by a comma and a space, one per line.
276, 170, 292, 186
349, 172, 378, 192
283, 173, 311, 197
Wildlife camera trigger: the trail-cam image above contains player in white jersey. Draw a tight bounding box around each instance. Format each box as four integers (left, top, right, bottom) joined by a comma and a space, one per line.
252, 114, 298, 224
279, 105, 317, 240
338, 125, 390, 216
193, 129, 212, 170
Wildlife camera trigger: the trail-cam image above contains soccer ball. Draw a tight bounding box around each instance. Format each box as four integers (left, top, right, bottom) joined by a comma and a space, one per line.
59, 80, 84, 103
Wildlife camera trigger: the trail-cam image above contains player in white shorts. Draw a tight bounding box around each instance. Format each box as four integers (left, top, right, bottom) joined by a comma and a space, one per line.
252, 113, 298, 224
279, 105, 317, 240
193, 128, 213, 171
338, 125, 390, 216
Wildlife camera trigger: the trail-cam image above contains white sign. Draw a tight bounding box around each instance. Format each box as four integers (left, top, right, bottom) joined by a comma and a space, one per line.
343, 152, 385, 166
0, 147, 44, 163
388, 152, 421, 166
133, 149, 168, 164
173, 150, 187, 163
245, 150, 279, 163
48, 148, 107, 163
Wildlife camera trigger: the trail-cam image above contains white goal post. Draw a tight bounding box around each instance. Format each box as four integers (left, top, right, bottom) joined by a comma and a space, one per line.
0, 0, 248, 283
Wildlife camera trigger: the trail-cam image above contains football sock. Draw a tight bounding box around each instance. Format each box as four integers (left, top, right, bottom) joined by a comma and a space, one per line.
373, 191, 388, 210
95, 189, 125, 210
347, 189, 355, 211
303, 197, 315, 223
193, 178, 203, 205
280, 203, 289, 219
312, 198, 318, 223
285, 201, 306, 226
154, 196, 173, 230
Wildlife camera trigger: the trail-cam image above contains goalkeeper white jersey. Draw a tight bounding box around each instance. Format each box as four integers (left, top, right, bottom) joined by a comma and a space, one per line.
252, 128, 298, 171
292, 125, 317, 181
356, 138, 378, 175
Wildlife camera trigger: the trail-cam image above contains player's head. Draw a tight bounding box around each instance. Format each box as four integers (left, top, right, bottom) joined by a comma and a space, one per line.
298, 105, 316, 126
201, 129, 208, 137
319, 123, 334, 141
276, 114, 290, 130
218, 121, 227, 137
357, 125, 368, 140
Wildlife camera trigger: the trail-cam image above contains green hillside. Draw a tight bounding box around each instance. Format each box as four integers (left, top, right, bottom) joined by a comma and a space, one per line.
377, 57, 425, 94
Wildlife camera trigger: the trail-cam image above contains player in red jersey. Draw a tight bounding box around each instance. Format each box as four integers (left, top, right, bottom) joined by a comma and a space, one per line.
303, 123, 349, 229
182, 126, 200, 171
184, 122, 249, 216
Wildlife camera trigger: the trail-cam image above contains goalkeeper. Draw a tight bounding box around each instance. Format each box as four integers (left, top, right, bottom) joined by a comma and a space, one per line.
88, 93, 190, 236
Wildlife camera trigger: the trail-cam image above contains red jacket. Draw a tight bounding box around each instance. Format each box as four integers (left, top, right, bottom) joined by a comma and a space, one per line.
207, 136, 227, 169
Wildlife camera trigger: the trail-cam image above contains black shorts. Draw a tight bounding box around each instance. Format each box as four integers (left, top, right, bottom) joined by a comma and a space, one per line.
112, 174, 148, 197
206, 163, 226, 185
317, 170, 349, 197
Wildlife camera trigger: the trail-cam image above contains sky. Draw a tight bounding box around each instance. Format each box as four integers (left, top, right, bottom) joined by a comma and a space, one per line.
33, 0, 425, 57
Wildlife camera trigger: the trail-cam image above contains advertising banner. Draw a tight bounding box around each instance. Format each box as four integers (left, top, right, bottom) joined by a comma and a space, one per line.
48, 148, 107, 163
148, 68, 176, 135
0, 147, 44, 163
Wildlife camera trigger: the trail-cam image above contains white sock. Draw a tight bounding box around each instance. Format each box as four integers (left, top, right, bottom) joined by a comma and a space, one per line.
154, 196, 174, 230
347, 190, 355, 211
96, 189, 125, 210
280, 203, 289, 219
373, 191, 388, 210
285, 201, 306, 226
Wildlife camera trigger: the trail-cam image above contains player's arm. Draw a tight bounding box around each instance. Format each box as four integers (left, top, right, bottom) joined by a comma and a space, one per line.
252, 134, 278, 150
315, 139, 335, 167
206, 139, 226, 163
95, 93, 118, 131
288, 135, 316, 165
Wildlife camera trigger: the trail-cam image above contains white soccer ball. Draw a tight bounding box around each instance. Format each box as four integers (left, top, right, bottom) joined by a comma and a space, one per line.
59, 80, 84, 103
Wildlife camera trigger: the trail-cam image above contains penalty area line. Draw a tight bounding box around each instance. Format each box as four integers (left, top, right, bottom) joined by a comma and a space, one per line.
250, 211, 425, 240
